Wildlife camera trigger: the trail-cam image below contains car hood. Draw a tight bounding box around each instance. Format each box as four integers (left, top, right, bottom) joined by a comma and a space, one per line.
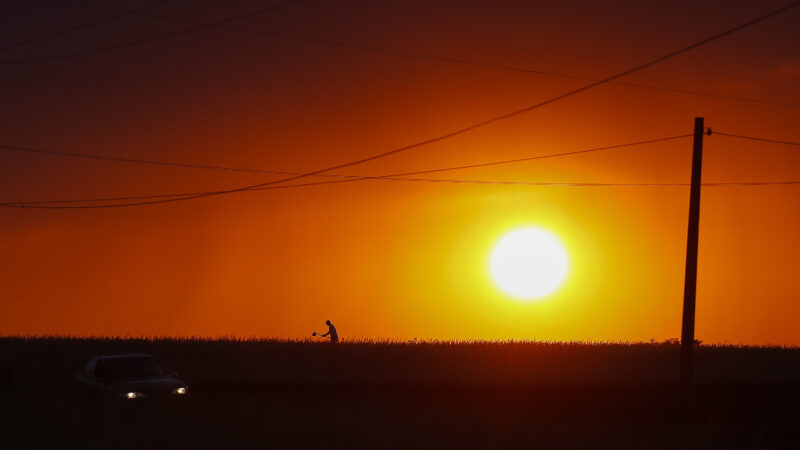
109, 375, 187, 394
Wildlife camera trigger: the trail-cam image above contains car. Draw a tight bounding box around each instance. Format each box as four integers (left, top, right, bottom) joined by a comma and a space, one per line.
76, 354, 189, 401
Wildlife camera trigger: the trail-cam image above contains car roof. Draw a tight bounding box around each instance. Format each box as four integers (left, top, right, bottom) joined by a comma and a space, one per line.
91, 354, 155, 361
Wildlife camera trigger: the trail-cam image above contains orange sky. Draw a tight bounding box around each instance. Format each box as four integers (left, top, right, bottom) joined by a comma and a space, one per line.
1, 0, 799, 344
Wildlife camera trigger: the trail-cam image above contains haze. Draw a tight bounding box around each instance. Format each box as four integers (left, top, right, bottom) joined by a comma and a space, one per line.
1, 0, 799, 344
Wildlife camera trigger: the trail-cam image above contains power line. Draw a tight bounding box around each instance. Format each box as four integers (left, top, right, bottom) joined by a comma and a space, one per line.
0, 0, 170, 53
46, 0, 800, 109
703, 180, 800, 186
4, 177, 800, 209
714, 132, 800, 147
0, 0, 305, 65
32, 0, 798, 209
0, 134, 691, 206
0, 134, 691, 179
390, 135, 692, 177
0, 145, 294, 176
6, 136, 800, 209
4, 2, 799, 209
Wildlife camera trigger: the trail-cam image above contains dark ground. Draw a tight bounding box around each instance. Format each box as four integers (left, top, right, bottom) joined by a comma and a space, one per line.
2, 338, 799, 449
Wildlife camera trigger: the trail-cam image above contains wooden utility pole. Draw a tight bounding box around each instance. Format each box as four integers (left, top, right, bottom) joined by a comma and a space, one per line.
680, 117, 705, 387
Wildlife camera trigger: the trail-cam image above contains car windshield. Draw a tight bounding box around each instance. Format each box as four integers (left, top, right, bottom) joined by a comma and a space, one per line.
96, 357, 167, 381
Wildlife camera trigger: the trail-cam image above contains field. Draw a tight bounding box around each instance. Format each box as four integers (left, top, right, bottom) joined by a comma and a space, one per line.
2, 337, 800, 449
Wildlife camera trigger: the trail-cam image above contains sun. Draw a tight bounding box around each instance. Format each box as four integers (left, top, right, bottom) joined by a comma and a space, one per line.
489, 227, 568, 300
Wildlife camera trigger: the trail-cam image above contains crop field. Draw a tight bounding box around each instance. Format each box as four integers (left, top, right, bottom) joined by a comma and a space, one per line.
2, 337, 800, 449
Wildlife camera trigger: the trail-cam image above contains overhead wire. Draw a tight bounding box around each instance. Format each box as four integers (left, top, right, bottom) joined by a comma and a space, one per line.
17, 0, 797, 209
0, 0, 305, 65
4, 133, 800, 209
0, 144, 295, 176
4, 2, 800, 209
0, 0, 170, 53
5, 178, 800, 209
713, 132, 800, 147
42, 0, 800, 109
0, 134, 692, 179
0, 134, 692, 206
17, 129, 800, 188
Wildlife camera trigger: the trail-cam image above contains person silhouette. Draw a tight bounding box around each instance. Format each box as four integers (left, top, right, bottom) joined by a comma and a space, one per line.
318, 320, 338, 343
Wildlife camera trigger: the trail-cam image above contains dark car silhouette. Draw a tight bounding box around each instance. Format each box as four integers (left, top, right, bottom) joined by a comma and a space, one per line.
76, 354, 188, 400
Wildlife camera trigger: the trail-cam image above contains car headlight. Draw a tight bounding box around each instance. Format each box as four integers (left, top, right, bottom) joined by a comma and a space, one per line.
125, 392, 144, 399
173, 387, 187, 395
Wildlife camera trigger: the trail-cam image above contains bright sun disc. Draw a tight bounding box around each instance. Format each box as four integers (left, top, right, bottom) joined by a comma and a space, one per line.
490, 227, 568, 300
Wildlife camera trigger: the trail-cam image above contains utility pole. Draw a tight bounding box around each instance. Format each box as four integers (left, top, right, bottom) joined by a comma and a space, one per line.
680, 117, 705, 387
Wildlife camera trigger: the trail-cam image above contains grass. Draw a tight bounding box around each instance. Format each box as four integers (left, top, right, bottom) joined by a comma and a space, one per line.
2, 337, 799, 449
2, 336, 799, 387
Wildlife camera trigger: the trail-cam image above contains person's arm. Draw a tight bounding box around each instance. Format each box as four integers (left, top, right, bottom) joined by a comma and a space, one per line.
320, 331, 330, 337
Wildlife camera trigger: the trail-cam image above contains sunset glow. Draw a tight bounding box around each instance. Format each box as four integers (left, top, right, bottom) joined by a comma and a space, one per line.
0, 0, 799, 344
489, 227, 568, 300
